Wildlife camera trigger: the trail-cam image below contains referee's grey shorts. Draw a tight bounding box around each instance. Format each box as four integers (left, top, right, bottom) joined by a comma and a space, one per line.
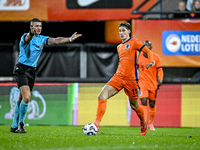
13, 62, 36, 91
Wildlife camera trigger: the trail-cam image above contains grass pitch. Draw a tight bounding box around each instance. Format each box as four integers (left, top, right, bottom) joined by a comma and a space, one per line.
0, 125, 199, 150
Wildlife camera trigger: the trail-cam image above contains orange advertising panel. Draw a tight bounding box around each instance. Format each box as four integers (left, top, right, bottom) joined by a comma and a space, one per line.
0, 0, 48, 21
130, 85, 182, 127
132, 19, 200, 67
47, 0, 157, 21
0, 0, 157, 21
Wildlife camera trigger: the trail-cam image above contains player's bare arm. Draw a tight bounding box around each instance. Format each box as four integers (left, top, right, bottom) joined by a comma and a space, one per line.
47, 32, 82, 46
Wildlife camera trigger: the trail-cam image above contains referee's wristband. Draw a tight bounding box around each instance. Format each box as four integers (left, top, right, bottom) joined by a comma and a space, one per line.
69, 37, 73, 42
29, 31, 34, 36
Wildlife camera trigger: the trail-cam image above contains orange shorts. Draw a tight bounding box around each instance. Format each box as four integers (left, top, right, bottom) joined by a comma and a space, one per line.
139, 88, 157, 100
107, 74, 138, 99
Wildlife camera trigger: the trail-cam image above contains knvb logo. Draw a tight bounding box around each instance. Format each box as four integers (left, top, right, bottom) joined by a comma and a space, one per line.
162, 31, 200, 55
0, 0, 30, 10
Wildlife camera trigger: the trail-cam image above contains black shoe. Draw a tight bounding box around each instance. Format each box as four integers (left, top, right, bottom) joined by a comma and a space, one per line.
15, 122, 27, 133
10, 127, 18, 133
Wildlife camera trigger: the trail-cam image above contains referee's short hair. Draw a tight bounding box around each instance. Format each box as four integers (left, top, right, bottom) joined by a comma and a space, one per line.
30, 18, 41, 26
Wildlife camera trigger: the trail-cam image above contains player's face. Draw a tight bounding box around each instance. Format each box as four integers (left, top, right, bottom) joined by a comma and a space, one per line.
119, 26, 130, 42
32, 22, 42, 35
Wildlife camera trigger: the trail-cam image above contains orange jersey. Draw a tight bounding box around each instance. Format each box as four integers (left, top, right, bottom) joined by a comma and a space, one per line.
115, 38, 153, 79
138, 52, 163, 90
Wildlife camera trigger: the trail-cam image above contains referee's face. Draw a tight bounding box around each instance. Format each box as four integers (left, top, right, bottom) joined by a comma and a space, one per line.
32, 22, 42, 36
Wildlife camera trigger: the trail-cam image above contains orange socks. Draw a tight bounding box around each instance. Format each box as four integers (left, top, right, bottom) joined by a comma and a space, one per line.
135, 105, 146, 126
149, 106, 156, 124
140, 105, 156, 124
94, 100, 107, 127
141, 105, 147, 121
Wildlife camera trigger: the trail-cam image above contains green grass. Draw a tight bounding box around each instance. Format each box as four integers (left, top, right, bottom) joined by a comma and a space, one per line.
0, 125, 200, 150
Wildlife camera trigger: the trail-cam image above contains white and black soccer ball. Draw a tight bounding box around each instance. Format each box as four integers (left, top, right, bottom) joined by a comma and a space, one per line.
83, 123, 98, 135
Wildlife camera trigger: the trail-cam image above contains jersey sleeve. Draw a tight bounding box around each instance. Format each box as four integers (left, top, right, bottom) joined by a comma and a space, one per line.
155, 54, 163, 81
158, 68, 163, 81
20, 33, 28, 44
141, 46, 153, 64
133, 38, 145, 50
20, 33, 29, 49
133, 39, 153, 64
155, 54, 162, 68
42, 35, 50, 45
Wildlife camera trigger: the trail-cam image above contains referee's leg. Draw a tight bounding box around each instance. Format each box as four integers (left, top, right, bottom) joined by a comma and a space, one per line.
11, 93, 22, 132
19, 85, 31, 123
15, 85, 31, 133
20, 85, 31, 104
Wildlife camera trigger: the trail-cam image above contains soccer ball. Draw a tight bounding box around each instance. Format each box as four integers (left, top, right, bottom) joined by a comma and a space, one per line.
83, 123, 98, 135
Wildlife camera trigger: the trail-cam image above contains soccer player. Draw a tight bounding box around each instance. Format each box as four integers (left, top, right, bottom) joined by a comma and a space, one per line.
10, 18, 82, 133
137, 40, 163, 131
93, 22, 153, 136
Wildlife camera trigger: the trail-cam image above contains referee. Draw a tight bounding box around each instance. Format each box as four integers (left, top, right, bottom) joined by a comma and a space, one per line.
11, 18, 82, 133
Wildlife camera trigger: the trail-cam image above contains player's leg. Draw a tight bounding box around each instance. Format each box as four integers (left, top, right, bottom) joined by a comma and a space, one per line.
148, 99, 156, 130
129, 98, 147, 136
124, 79, 147, 136
93, 84, 117, 129
93, 75, 123, 130
11, 63, 25, 132
140, 97, 148, 122
148, 90, 157, 130
11, 93, 22, 132
139, 89, 149, 122
15, 85, 31, 133
19, 85, 31, 122
15, 65, 35, 133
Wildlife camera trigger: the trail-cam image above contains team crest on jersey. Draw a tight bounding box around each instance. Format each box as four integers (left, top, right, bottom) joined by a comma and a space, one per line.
152, 60, 155, 66
40, 43, 44, 49
125, 44, 130, 49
